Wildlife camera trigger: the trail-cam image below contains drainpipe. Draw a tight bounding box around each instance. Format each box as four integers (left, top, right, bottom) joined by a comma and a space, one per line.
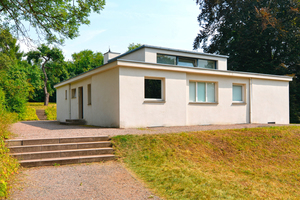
249, 78, 252, 124
69, 84, 71, 119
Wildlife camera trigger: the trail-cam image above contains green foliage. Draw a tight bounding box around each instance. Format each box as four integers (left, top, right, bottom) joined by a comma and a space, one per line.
0, 111, 19, 198
127, 43, 142, 51
113, 126, 300, 199
194, 0, 300, 122
45, 106, 57, 120
67, 50, 104, 77
26, 44, 65, 105
0, 28, 30, 116
19, 107, 39, 121
0, 0, 105, 44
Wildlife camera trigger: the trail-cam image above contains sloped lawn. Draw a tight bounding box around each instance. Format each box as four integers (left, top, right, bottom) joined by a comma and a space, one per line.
112, 126, 300, 199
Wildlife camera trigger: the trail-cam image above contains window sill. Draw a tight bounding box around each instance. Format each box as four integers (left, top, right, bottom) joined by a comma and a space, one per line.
189, 102, 218, 105
144, 100, 166, 103
232, 102, 246, 105
72, 97, 76, 99
87, 103, 91, 106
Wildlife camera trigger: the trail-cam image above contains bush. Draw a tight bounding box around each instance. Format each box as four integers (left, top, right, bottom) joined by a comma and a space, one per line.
0, 112, 19, 198
45, 106, 56, 120
18, 106, 39, 121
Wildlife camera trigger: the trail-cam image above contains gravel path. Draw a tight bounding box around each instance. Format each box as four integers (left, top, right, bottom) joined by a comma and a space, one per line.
9, 162, 160, 200
10, 120, 292, 139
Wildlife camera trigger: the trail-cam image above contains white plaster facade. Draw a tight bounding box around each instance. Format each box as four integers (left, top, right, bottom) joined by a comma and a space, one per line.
54, 45, 292, 128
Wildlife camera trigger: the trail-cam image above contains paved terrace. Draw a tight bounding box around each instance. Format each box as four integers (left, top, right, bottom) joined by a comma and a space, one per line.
11, 121, 294, 139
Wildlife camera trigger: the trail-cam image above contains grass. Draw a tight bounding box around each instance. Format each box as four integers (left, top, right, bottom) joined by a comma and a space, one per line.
0, 112, 19, 198
112, 126, 300, 200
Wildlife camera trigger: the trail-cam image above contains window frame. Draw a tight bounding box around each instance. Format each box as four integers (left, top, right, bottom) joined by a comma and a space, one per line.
71, 88, 77, 98
189, 81, 218, 104
144, 77, 165, 103
232, 84, 246, 104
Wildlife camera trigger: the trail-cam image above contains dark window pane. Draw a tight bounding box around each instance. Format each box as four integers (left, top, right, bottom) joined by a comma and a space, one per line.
145, 79, 162, 99
198, 59, 216, 69
157, 54, 176, 65
178, 57, 197, 67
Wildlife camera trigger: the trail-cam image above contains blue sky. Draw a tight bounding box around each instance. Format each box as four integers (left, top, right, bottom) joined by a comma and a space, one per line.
20, 0, 201, 60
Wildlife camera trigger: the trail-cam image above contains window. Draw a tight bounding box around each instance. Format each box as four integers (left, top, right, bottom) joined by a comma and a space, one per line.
178, 57, 197, 67
189, 81, 216, 103
157, 54, 217, 69
145, 78, 163, 100
198, 59, 216, 69
157, 54, 176, 65
87, 84, 91, 105
71, 88, 76, 98
232, 85, 244, 102
65, 90, 67, 100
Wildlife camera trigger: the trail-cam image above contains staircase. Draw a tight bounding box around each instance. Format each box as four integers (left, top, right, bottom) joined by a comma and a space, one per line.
36, 109, 47, 120
6, 136, 115, 167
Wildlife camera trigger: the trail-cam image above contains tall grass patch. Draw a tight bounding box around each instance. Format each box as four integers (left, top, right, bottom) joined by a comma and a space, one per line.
112, 126, 300, 200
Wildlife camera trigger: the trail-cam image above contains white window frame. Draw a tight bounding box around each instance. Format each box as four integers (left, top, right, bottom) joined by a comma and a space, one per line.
189, 81, 218, 103
144, 77, 165, 103
232, 84, 246, 104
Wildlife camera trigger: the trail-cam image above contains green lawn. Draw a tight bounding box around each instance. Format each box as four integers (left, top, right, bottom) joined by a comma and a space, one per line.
112, 126, 300, 200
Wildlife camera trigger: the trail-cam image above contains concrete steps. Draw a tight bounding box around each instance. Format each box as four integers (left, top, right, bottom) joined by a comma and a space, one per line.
6, 136, 115, 167
36, 109, 47, 120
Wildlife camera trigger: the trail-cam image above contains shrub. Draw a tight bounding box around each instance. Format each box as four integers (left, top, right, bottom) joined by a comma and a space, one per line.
0, 112, 19, 198
45, 106, 56, 120
18, 106, 39, 121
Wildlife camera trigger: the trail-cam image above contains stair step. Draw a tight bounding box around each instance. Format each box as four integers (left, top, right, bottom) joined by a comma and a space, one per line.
6, 136, 109, 146
36, 109, 47, 120
9, 141, 112, 153
11, 148, 114, 160
20, 154, 115, 167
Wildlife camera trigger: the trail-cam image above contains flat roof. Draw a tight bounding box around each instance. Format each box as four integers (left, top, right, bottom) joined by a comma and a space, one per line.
108, 45, 229, 63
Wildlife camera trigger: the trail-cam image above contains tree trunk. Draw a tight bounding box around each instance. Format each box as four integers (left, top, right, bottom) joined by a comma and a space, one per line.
42, 64, 49, 106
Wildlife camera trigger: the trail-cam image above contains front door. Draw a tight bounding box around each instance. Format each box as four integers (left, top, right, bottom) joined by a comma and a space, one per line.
78, 87, 83, 119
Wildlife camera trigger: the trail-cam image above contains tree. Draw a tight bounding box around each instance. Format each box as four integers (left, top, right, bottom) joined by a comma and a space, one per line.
26, 45, 64, 105
194, 0, 300, 122
69, 50, 103, 76
0, 0, 105, 44
0, 28, 31, 114
127, 43, 142, 51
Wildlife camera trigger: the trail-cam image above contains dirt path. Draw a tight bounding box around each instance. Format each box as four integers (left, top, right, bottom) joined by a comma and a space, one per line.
9, 162, 160, 200
10, 120, 291, 139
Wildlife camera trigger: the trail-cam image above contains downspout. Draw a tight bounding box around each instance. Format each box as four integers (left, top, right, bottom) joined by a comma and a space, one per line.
69, 84, 71, 119
249, 78, 252, 124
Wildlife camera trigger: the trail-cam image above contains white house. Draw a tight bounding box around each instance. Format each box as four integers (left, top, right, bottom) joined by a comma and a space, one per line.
54, 45, 292, 128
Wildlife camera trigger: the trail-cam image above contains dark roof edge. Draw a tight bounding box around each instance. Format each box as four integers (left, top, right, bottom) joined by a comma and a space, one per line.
143, 45, 229, 58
